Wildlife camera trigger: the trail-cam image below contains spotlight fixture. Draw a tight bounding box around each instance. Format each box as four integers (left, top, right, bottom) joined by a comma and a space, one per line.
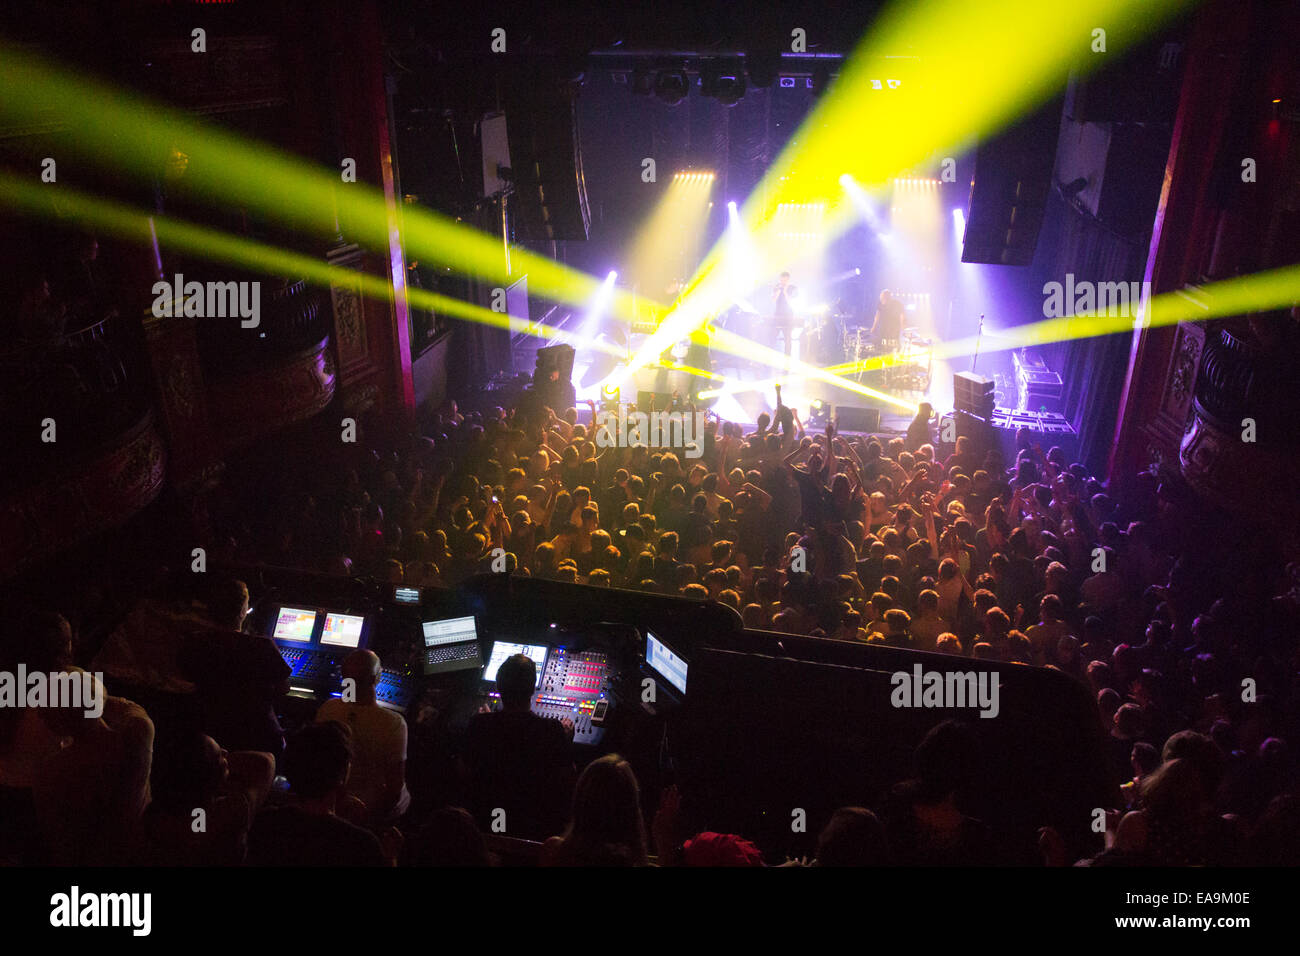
655, 69, 689, 106
702, 61, 746, 107
808, 399, 830, 428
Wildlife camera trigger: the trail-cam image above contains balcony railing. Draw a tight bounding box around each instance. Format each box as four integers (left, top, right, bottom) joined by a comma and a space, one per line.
195, 276, 331, 380
0, 311, 151, 488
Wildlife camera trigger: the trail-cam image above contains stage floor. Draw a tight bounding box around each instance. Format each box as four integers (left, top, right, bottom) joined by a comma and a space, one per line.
540, 334, 1016, 434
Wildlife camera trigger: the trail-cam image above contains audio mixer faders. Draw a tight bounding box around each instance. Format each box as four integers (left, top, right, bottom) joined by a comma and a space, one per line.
533, 648, 611, 745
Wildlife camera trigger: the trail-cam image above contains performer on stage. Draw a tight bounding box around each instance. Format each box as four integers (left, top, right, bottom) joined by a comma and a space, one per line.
869, 288, 905, 349
772, 271, 798, 356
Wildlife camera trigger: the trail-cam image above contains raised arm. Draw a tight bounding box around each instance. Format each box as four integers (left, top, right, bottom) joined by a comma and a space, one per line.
643, 472, 661, 512
742, 481, 772, 509
487, 499, 511, 550
815, 423, 835, 485
923, 494, 939, 559
838, 436, 863, 471
783, 439, 812, 469
542, 478, 560, 526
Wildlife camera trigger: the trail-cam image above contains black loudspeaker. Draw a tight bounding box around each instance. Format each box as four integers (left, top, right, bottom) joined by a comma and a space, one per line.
953, 371, 996, 417
1063, 35, 1185, 124
832, 405, 880, 433
504, 73, 591, 241
534, 344, 576, 389
961, 101, 1061, 266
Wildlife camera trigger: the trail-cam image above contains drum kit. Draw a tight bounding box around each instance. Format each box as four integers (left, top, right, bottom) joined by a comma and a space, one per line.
704, 301, 934, 393
840, 323, 933, 392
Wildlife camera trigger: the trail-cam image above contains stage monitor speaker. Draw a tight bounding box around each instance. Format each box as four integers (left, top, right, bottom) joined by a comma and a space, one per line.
961, 100, 1061, 266
503, 73, 591, 241
832, 405, 880, 433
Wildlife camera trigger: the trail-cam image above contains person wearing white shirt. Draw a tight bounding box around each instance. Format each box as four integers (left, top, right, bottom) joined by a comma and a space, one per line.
315, 650, 410, 825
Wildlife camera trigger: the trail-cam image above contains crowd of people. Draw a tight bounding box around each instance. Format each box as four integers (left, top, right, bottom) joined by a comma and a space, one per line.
2, 384, 1298, 866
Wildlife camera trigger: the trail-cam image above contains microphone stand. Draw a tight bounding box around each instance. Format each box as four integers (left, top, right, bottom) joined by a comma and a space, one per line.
971, 314, 985, 374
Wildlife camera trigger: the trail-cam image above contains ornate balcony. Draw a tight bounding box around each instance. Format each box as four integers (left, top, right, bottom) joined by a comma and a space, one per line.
0, 312, 166, 576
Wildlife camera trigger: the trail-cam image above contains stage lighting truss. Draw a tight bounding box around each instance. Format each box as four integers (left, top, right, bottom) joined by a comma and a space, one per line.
673, 170, 716, 184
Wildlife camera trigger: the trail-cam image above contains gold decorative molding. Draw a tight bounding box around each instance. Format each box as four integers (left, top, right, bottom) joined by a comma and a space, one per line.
207, 337, 337, 450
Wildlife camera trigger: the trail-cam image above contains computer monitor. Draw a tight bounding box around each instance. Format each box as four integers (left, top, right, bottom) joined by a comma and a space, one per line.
320, 612, 366, 649
422, 615, 478, 648
646, 630, 688, 695
273, 607, 318, 643
393, 586, 421, 605
482, 641, 548, 688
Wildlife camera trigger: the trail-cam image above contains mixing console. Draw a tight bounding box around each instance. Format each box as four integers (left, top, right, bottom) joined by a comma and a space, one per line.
280, 645, 334, 684
483, 646, 614, 746
376, 666, 415, 713
533, 648, 612, 744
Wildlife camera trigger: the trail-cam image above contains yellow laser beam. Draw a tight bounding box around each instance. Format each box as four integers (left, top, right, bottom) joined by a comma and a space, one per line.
0, 173, 630, 357
621, 0, 1195, 385
0, 43, 641, 324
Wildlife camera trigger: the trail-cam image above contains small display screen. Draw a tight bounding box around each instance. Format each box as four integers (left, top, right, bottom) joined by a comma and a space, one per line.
646, 630, 688, 695
423, 616, 478, 648
483, 641, 548, 688
320, 613, 366, 648
273, 607, 318, 643
393, 587, 421, 605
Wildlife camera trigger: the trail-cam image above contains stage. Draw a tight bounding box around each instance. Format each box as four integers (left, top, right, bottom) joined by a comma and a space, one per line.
514, 321, 1017, 436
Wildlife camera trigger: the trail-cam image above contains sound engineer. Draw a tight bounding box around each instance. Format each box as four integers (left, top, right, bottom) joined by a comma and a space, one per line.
461, 654, 576, 840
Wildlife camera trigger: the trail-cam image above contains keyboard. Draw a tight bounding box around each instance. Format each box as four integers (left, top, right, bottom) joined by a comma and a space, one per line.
427, 643, 479, 664
424, 641, 482, 675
